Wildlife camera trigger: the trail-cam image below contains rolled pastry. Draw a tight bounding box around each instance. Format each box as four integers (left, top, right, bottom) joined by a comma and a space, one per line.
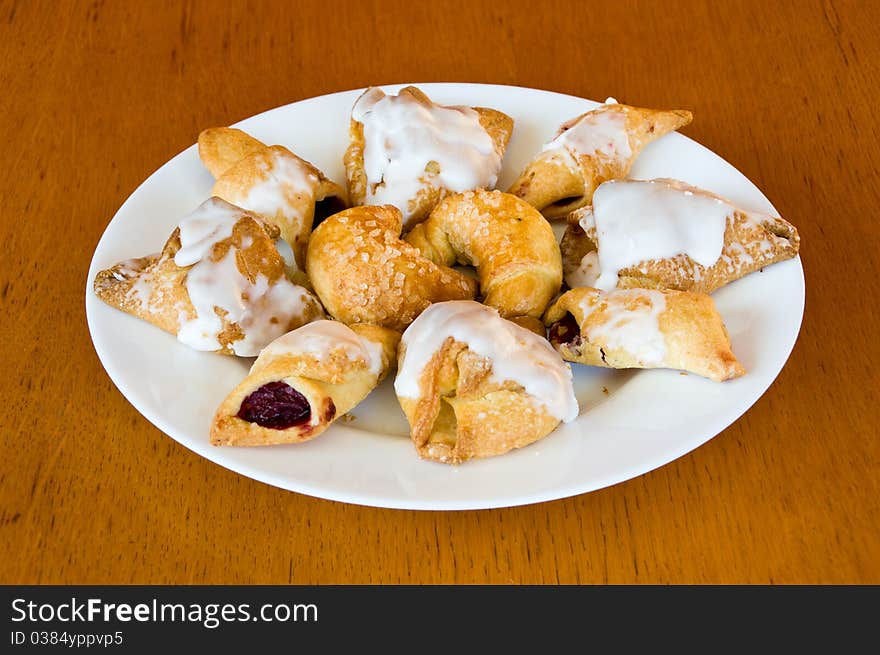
562, 178, 800, 294
198, 127, 347, 271
344, 86, 514, 231
395, 301, 579, 464
306, 205, 477, 331
93, 197, 324, 356
211, 321, 400, 446
508, 99, 692, 218
544, 287, 744, 382
405, 190, 562, 322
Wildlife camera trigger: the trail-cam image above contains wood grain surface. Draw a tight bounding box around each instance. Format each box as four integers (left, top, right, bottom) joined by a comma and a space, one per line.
1, 0, 878, 584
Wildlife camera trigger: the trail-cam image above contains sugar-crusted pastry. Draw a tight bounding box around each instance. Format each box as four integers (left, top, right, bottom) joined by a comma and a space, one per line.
562, 178, 800, 293
211, 321, 399, 446
544, 287, 744, 382
508, 98, 692, 218
395, 301, 578, 464
93, 197, 324, 356
343, 86, 514, 231
306, 204, 477, 331
198, 127, 347, 272
405, 190, 562, 322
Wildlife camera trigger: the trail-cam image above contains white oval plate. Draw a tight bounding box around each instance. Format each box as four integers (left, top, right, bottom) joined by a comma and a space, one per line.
86, 83, 804, 510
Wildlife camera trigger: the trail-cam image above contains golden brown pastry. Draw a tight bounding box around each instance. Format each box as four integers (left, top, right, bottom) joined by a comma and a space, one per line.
405, 190, 562, 322
93, 197, 324, 356
544, 287, 744, 382
211, 321, 399, 446
343, 86, 514, 231
508, 99, 692, 218
198, 127, 347, 271
306, 204, 477, 331
562, 178, 800, 294
395, 301, 579, 464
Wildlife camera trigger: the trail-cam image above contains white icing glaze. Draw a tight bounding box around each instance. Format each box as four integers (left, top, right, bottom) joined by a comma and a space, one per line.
352, 88, 501, 226
274, 237, 298, 271
580, 289, 667, 366
260, 320, 384, 376
173, 198, 314, 356
239, 149, 318, 228
565, 251, 600, 289
585, 179, 732, 291
395, 301, 578, 423
604, 97, 619, 105
543, 105, 632, 164
174, 197, 241, 267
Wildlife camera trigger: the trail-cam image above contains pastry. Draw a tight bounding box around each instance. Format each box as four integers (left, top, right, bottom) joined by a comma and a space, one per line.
211, 321, 399, 445
405, 189, 562, 322
395, 301, 579, 464
93, 197, 324, 356
343, 86, 514, 231
562, 178, 800, 293
544, 287, 744, 381
198, 127, 347, 272
306, 204, 477, 331
508, 98, 692, 218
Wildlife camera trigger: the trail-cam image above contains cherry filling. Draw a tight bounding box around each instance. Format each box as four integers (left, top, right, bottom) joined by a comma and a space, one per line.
548, 313, 582, 348
237, 381, 311, 430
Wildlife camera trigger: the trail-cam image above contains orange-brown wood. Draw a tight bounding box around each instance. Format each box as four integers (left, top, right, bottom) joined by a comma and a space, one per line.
1, 0, 877, 584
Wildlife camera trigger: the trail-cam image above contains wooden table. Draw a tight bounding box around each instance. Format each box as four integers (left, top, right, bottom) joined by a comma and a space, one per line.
2, 0, 877, 584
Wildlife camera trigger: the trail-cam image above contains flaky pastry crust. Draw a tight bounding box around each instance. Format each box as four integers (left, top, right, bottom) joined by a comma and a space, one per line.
305, 205, 477, 331
405, 190, 562, 321
561, 179, 800, 294
508, 102, 692, 218
397, 339, 562, 464
93, 200, 323, 355
544, 287, 744, 381
211, 324, 400, 446
343, 86, 513, 230
199, 127, 347, 271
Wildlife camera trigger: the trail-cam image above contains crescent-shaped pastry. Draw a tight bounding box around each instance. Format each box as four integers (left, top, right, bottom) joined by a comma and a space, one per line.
305, 205, 477, 331
544, 287, 744, 382
93, 197, 324, 356
395, 301, 579, 464
405, 189, 562, 322
343, 86, 514, 231
508, 99, 692, 218
211, 321, 400, 446
198, 127, 347, 271
561, 178, 800, 293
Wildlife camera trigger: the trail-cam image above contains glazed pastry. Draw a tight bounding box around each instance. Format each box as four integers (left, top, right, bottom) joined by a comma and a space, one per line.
211, 321, 399, 446
198, 127, 347, 271
544, 287, 744, 382
405, 190, 562, 321
343, 86, 514, 231
395, 301, 579, 464
306, 204, 477, 331
508, 98, 692, 218
93, 197, 324, 356
562, 178, 800, 293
